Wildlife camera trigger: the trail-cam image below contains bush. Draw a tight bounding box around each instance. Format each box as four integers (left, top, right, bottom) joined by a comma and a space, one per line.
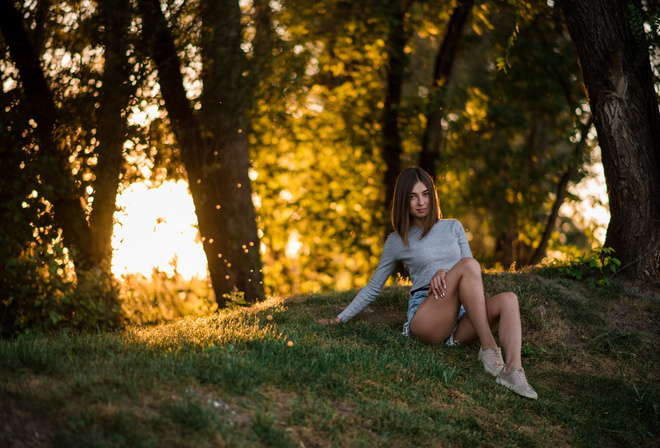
1, 242, 122, 338
539, 246, 621, 287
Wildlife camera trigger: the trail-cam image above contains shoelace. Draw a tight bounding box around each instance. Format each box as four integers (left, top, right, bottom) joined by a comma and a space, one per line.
493, 351, 504, 365
515, 369, 532, 388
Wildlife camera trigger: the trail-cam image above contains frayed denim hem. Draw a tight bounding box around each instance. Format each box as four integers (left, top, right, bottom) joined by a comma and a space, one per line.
402, 287, 466, 346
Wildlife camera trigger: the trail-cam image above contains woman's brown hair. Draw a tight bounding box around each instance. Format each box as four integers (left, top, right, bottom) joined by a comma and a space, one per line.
391, 167, 441, 246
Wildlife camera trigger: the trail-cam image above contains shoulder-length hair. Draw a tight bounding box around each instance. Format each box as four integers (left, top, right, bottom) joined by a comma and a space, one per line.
391, 167, 441, 246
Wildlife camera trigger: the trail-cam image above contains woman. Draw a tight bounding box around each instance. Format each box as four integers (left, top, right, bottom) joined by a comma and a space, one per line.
319, 167, 537, 400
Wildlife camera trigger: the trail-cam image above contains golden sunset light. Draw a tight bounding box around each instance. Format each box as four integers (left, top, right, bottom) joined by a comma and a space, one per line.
561, 158, 610, 246
109, 165, 610, 283
111, 180, 207, 279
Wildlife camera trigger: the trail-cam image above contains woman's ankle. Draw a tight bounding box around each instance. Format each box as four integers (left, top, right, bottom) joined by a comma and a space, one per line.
504, 361, 522, 372
480, 343, 498, 351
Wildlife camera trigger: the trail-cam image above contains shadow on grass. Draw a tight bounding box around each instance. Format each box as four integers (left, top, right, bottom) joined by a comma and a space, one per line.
541, 371, 659, 446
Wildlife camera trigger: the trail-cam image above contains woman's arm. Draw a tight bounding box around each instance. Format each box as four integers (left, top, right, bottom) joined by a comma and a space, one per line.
321, 233, 400, 324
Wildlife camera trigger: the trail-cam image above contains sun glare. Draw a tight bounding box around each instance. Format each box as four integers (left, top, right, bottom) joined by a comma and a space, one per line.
561, 158, 610, 246
112, 180, 208, 279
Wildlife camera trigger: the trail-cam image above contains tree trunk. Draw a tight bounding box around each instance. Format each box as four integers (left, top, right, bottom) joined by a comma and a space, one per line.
252, 0, 275, 75
0, 0, 134, 276
419, 0, 474, 180
560, 0, 660, 285
137, 0, 265, 306
0, 0, 92, 272
382, 0, 411, 210
89, 0, 133, 272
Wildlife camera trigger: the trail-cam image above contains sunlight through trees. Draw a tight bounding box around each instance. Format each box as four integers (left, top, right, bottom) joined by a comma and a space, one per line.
5, 0, 659, 336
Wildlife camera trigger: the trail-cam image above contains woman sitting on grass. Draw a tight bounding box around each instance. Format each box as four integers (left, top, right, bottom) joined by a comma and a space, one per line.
319, 167, 538, 400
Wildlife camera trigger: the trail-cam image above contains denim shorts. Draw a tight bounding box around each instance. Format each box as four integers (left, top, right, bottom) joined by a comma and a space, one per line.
402, 287, 466, 346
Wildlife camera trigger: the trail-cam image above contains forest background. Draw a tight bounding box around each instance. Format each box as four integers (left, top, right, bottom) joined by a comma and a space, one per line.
1, 0, 659, 337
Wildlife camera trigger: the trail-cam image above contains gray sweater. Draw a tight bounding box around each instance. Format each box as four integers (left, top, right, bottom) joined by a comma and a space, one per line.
337, 219, 472, 323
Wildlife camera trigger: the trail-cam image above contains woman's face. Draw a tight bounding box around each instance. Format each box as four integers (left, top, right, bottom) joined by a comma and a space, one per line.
409, 181, 429, 226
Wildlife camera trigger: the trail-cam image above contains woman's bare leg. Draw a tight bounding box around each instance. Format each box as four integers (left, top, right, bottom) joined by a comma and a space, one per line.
452, 292, 523, 370
410, 258, 497, 350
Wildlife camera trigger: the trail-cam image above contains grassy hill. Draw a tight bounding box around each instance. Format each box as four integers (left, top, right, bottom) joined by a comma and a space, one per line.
1, 268, 659, 447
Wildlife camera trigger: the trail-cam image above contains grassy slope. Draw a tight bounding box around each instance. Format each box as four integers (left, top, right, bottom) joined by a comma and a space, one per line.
1, 269, 659, 447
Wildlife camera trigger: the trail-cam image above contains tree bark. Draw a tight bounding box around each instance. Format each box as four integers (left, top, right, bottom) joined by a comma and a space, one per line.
90, 0, 133, 271
137, 0, 265, 306
560, 0, 660, 285
419, 0, 474, 180
0, 0, 92, 271
382, 0, 412, 210
0, 0, 133, 282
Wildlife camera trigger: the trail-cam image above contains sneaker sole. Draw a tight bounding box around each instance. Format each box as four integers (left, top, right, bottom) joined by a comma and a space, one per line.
482, 363, 503, 377
495, 377, 538, 400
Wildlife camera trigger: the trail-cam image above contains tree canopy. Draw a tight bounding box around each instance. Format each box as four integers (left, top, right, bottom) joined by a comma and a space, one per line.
2, 0, 657, 336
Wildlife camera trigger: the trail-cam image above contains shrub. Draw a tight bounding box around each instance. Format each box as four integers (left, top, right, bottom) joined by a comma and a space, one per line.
1, 242, 122, 338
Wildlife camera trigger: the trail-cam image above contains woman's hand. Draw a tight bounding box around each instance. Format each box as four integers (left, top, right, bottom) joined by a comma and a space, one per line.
317, 317, 342, 325
429, 269, 448, 299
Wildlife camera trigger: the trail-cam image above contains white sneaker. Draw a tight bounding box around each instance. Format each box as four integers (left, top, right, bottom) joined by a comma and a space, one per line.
478, 347, 505, 377
496, 367, 538, 400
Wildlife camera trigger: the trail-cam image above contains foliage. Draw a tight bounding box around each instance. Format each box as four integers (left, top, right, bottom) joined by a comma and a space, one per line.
248, 0, 397, 295
627, 1, 660, 70
0, 242, 122, 338
540, 246, 622, 288
0, 79, 121, 337
1, 273, 658, 446
0, 0, 610, 326
223, 287, 248, 310
442, 1, 591, 267
248, 0, 595, 295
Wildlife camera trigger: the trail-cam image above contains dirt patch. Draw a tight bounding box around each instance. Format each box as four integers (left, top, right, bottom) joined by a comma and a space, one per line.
258, 385, 298, 418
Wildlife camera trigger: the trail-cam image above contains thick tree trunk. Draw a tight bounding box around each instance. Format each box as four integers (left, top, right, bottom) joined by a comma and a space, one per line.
0, 0, 132, 329
0, 0, 133, 276
419, 0, 474, 179
560, 0, 660, 285
0, 0, 92, 271
137, 0, 265, 306
198, 0, 264, 305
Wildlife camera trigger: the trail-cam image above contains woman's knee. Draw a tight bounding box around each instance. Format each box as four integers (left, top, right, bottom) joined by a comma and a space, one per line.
456, 257, 481, 276
497, 292, 520, 312
486, 292, 518, 318
504, 291, 519, 307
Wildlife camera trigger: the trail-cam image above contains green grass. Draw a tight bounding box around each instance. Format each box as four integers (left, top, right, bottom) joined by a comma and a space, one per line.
1, 270, 659, 447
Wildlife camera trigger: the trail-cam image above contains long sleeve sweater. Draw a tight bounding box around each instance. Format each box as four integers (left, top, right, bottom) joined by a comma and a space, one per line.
337, 219, 472, 323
